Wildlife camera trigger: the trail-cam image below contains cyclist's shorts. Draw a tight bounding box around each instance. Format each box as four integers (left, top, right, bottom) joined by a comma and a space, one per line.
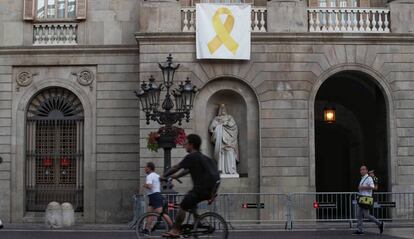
148, 192, 164, 209
181, 190, 210, 211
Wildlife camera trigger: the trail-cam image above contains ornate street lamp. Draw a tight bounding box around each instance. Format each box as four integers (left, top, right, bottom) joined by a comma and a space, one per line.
135, 54, 198, 174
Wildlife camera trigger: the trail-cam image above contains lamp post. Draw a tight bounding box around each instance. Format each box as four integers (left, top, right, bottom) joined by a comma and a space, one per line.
135, 54, 198, 174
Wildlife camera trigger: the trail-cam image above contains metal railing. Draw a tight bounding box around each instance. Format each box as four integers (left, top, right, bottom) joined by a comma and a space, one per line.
33, 23, 78, 45
131, 192, 414, 229
308, 8, 390, 33
181, 7, 267, 32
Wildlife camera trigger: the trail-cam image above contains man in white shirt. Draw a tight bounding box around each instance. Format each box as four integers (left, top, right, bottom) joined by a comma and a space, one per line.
0, 218, 3, 229
142, 162, 172, 234
353, 165, 384, 235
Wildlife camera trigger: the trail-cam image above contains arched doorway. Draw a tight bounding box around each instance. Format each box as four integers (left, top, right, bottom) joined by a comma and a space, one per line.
25, 87, 84, 212
315, 71, 389, 193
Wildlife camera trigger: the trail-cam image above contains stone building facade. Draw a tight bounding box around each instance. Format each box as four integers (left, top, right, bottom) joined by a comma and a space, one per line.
1, 0, 414, 223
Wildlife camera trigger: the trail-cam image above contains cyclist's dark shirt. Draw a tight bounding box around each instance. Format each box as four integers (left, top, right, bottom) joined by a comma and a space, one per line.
179, 151, 220, 194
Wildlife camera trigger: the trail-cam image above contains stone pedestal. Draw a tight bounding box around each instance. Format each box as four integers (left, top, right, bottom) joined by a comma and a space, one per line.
267, 0, 308, 33
389, 0, 414, 33
139, 0, 181, 32
221, 173, 240, 179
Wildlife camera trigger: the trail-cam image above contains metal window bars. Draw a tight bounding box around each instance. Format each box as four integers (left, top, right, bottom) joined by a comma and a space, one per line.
26, 88, 84, 212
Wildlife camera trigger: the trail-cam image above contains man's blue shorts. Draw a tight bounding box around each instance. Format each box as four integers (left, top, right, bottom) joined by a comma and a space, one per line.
148, 192, 164, 209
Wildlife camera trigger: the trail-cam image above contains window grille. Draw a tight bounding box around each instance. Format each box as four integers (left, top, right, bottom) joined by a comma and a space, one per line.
26, 87, 84, 212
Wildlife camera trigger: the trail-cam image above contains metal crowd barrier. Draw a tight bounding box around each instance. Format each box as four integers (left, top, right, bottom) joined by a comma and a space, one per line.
130, 192, 414, 229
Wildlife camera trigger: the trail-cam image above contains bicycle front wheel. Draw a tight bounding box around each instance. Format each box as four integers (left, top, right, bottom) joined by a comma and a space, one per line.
193, 212, 228, 239
135, 212, 170, 239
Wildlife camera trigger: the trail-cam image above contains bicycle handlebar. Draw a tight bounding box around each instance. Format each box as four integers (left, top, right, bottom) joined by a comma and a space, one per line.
161, 177, 183, 184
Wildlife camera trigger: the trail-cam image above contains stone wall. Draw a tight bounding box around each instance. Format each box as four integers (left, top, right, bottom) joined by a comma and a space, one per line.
0, 0, 141, 223
0, 62, 12, 223
0, 0, 140, 46
136, 32, 414, 195
0, 47, 139, 223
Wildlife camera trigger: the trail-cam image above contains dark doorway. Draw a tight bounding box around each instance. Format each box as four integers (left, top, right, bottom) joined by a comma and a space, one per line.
315, 71, 389, 193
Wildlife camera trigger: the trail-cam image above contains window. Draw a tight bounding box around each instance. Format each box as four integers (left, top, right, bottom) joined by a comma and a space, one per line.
192, 0, 252, 4
24, 0, 87, 21
316, 0, 358, 7
36, 0, 76, 19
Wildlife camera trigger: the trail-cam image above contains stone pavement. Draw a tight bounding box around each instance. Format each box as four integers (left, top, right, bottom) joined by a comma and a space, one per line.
0, 229, 413, 239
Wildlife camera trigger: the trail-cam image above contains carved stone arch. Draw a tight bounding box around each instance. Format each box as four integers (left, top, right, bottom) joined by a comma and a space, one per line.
309, 64, 396, 191
194, 77, 260, 193
11, 78, 96, 223
25, 87, 85, 212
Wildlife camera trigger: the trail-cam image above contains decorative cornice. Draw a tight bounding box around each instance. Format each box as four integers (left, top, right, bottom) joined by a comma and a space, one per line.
135, 32, 414, 45
0, 45, 139, 55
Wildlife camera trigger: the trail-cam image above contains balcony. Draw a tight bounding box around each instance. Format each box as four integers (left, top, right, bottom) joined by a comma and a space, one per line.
308, 8, 390, 33
181, 6, 267, 32
33, 23, 78, 46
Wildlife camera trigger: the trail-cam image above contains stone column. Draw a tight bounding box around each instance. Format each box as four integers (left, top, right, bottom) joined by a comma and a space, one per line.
139, 0, 181, 32
267, 0, 308, 33
389, 0, 414, 33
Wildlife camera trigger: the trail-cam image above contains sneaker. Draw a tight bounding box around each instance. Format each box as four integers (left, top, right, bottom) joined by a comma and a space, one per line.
379, 222, 384, 234
352, 231, 364, 235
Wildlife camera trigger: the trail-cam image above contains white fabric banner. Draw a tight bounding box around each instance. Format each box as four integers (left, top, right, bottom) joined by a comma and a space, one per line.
196, 4, 251, 60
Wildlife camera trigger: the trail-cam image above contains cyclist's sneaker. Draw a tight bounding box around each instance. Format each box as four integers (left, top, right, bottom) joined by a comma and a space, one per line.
141, 228, 150, 235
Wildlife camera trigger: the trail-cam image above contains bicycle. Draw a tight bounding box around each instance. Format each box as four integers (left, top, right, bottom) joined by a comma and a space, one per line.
135, 178, 228, 239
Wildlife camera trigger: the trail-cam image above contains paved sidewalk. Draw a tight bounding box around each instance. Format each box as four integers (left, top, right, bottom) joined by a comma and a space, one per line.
1, 222, 414, 239
0, 229, 411, 239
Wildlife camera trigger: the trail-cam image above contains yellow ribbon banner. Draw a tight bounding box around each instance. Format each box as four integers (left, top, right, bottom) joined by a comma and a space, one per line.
207, 7, 239, 55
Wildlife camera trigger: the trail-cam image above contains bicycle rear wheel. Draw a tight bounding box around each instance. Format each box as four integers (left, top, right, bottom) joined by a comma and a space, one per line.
135, 212, 170, 239
193, 212, 228, 239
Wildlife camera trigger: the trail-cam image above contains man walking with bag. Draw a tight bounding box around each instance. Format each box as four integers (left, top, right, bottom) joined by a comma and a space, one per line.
353, 165, 384, 235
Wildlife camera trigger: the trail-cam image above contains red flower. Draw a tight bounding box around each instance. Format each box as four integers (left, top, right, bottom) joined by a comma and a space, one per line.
146, 127, 186, 152
147, 132, 160, 152
175, 128, 186, 145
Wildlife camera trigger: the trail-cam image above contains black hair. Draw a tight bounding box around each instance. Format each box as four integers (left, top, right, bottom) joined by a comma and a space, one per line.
146, 162, 155, 171
187, 134, 202, 151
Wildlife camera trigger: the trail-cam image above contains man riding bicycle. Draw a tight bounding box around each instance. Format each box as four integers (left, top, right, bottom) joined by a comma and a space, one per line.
161, 134, 220, 238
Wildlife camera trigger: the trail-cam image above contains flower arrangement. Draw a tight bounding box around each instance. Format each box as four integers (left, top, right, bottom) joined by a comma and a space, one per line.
147, 132, 160, 152
147, 127, 186, 152
175, 127, 186, 145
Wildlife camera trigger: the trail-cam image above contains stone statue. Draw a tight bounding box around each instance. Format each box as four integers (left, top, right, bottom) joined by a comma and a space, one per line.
209, 104, 239, 178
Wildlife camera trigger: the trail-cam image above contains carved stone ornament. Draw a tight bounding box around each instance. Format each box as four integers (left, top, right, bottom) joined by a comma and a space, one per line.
72, 69, 94, 90
16, 71, 37, 89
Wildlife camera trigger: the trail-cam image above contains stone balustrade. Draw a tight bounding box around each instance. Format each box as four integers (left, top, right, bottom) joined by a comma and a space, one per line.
33, 23, 78, 46
181, 7, 267, 32
308, 8, 390, 33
